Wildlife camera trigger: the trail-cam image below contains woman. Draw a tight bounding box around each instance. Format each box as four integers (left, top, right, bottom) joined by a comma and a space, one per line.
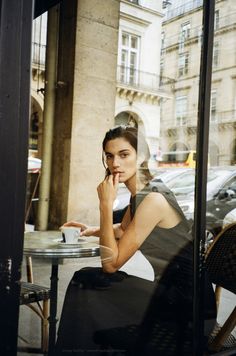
55, 126, 216, 355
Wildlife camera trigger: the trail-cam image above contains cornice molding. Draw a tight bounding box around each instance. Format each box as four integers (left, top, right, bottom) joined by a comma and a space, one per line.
120, 11, 151, 26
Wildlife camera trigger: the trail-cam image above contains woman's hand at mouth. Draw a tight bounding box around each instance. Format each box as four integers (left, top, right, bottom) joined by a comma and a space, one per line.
97, 173, 119, 206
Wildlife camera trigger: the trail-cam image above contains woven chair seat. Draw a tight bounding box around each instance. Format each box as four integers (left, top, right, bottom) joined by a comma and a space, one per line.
206, 224, 236, 294
20, 281, 50, 305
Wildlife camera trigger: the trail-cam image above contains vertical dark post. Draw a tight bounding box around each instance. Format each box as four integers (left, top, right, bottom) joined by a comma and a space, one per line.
193, 1, 215, 355
0, 0, 34, 354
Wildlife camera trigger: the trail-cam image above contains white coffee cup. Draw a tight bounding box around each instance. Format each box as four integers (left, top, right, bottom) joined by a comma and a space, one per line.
61, 227, 81, 244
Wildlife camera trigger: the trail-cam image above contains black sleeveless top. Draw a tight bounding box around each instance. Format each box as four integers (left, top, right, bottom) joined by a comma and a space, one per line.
130, 181, 193, 281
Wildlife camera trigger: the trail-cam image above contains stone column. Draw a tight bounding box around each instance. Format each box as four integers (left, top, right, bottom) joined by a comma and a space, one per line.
49, 0, 119, 228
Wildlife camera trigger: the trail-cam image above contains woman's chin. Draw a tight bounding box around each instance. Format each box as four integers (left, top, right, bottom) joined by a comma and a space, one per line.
119, 176, 125, 183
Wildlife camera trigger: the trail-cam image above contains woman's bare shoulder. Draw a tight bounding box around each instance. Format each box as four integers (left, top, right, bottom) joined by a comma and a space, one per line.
141, 191, 169, 208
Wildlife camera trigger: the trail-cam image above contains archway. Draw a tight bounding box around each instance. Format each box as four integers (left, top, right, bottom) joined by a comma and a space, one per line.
30, 96, 43, 157
115, 111, 138, 128
169, 142, 189, 151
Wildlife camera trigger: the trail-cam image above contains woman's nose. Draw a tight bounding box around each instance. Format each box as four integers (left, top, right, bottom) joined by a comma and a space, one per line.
113, 157, 120, 167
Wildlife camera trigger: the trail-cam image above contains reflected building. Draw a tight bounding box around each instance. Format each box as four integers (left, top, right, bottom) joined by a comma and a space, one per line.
30, 1, 170, 162
160, 0, 236, 166
115, 0, 171, 159
29, 1, 171, 227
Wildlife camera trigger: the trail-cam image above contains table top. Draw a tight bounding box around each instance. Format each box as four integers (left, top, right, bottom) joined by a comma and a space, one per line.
24, 231, 113, 261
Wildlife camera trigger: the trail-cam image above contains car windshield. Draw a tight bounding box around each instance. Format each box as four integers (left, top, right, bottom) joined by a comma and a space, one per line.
152, 168, 190, 184
167, 169, 233, 197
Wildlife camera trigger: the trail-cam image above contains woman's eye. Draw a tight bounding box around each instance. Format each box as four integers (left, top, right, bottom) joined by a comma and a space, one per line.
106, 155, 112, 160
120, 153, 128, 158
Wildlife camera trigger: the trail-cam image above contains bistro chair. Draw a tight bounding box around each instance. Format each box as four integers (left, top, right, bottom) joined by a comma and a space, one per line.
206, 222, 236, 353
18, 166, 50, 353
19, 281, 50, 353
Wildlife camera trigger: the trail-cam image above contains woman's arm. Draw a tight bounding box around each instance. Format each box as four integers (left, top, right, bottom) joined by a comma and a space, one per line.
61, 207, 130, 239
100, 190, 181, 273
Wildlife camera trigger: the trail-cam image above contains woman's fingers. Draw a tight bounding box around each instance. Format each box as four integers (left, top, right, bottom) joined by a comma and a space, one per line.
60, 221, 87, 230
113, 173, 119, 190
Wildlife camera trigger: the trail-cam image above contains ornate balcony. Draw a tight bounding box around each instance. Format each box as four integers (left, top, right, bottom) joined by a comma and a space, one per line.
116, 65, 174, 102
164, 0, 203, 21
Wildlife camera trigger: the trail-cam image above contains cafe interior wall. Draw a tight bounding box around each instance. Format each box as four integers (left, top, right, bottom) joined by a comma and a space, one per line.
48, 0, 120, 228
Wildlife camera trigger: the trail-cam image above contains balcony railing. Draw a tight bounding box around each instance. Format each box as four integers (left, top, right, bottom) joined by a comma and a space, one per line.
32, 42, 46, 66
117, 65, 174, 93
216, 12, 236, 30
212, 110, 236, 123
162, 26, 202, 50
164, 0, 203, 21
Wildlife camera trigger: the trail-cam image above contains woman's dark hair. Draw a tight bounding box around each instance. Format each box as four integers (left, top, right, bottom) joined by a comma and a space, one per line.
102, 125, 153, 182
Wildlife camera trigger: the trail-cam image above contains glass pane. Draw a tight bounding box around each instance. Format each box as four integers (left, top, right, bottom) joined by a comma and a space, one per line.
19, 1, 236, 355
122, 33, 129, 46
160, 1, 219, 354
130, 52, 137, 67
131, 35, 138, 49
207, 7, 236, 353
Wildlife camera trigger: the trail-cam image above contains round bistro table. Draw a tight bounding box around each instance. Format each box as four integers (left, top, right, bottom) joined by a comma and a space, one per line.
24, 231, 113, 355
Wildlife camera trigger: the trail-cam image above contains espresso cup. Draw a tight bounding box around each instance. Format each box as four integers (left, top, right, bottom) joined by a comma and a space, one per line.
61, 227, 81, 244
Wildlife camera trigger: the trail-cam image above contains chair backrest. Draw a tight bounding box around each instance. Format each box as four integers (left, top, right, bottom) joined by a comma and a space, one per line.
205, 222, 236, 295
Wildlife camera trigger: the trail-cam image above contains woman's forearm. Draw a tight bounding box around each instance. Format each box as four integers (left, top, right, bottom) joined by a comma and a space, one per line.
88, 224, 122, 238
99, 203, 119, 272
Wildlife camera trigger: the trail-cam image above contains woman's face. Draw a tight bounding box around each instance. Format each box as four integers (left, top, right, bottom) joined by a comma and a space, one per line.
104, 137, 137, 183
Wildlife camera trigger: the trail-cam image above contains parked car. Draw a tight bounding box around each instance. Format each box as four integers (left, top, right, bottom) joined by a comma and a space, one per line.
168, 166, 236, 236
113, 168, 191, 222
113, 166, 236, 236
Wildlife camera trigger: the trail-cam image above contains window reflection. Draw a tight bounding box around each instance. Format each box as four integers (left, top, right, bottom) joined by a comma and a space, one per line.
18, 0, 236, 354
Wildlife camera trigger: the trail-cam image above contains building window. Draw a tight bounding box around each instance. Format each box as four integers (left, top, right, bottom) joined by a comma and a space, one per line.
161, 31, 165, 56
214, 9, 220, 30
175, 96, 187, 126
121, 32, 140, 85
181, 21, 191, 41
210, 90, 217, 122
179, 21, 191, 52
213, 41, 219, 68
178, 52, 189, 76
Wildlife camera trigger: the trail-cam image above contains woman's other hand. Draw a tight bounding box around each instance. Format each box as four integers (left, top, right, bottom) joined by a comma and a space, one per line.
60, 221, 95, 237
97, 173, 119, 206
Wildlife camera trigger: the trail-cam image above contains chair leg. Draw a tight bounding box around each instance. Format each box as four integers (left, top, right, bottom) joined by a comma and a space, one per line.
41, 299, 49, 353
209, 307, 236, 352
215, 285, 221, 312
26, 256, 34, 283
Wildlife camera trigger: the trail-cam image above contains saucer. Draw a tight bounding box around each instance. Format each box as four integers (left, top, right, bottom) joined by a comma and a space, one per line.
58, 241, 85, 248
57, 239, 87, 248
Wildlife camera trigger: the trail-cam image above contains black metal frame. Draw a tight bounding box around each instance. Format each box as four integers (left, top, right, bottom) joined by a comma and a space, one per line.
193, 1, 215, 355
0, 0, 231, 354
0, 0, 34, 354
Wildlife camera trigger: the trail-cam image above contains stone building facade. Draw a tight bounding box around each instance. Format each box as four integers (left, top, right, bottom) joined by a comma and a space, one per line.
160, 0, 236, 166
30, 0, 168, 228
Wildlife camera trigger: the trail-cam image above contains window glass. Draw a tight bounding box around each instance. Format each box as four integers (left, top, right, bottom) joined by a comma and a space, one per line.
175, 96, 187, 125
119, 32, 139, 85
19, 1, 236, 355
